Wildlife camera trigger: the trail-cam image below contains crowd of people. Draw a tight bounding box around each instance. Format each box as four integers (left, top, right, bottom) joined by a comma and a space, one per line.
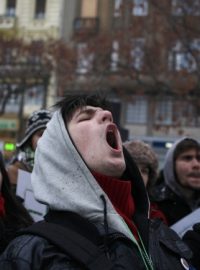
0, 92, 199, 269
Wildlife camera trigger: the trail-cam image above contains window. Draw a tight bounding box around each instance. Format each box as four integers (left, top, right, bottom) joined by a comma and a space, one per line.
81, 0, 98, 17
110, 40, 120, 71
172, 0, 200, 16
2, 84, 19, 113
155, 98, 198, 126
155, 99, 173, 125
25, 86, 44, 106
6, 0, 16, 17
169, 40, 200, 72
130, 38, 145, 70
76, 43, 94, 74
125, 97, 147, 124
173, 52, 196, 71
132, 0, 148, 16
35, 0, 46, 19
180, 101, 196, 126
114, 0, 123, 17
113, 0, 148, 17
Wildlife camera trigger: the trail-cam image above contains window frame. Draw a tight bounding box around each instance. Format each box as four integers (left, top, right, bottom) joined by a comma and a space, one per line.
35, 0, 47, 19
125, 96, 148, 124
6, 0, 16, 17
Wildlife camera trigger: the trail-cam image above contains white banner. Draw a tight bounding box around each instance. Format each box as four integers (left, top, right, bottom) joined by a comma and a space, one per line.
171, 208, 200, 237
16, 169, 47, 221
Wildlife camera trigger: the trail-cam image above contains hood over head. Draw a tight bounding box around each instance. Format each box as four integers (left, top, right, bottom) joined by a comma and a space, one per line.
163, 136, 199, 198
31, 110, 143, 240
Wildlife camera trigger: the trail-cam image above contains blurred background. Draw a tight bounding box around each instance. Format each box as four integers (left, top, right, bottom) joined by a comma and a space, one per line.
0, 0, 200, 166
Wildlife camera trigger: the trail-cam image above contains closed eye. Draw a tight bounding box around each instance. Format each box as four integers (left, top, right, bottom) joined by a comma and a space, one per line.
78, 117, 90, 122
77, 109, 96, 122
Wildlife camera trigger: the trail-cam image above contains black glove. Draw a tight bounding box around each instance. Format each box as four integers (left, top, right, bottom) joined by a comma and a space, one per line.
183, 223, 200, 269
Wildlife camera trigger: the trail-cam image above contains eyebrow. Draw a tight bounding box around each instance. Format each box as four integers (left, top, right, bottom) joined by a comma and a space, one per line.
75, 107, 101, 119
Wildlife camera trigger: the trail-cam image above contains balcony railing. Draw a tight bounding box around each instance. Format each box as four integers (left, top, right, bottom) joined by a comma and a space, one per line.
0, 16, 17, 29
74, 17, 99, 35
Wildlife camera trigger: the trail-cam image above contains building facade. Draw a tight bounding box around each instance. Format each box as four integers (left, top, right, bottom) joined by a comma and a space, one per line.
0, 0, 73, 157
1, 0, 200, 159
68, 0, 200, 141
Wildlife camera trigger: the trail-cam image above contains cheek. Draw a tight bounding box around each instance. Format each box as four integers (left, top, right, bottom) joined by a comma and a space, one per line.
73, 132, 90, 155
176, 163, 188, 181
31, 135, 41, 150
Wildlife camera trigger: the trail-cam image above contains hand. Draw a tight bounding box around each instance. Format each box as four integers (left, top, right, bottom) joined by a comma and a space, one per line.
193, 223, 200, 232
183, 222, 200, 269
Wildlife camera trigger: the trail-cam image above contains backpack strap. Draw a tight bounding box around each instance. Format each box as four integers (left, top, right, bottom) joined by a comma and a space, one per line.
20, 221, 112, 270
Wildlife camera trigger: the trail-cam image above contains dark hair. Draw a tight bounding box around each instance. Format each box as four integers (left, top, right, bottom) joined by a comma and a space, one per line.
174, 138, 200, 161
54, 92, 109, 123
0, 151, 33, 253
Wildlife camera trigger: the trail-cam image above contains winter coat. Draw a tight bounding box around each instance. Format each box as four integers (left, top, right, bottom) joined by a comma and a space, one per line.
0, 210, 193, 270
0, 111, 194, 270
150, 174, 193, 226
0, 210, 149, 270
150, 137, 200, 226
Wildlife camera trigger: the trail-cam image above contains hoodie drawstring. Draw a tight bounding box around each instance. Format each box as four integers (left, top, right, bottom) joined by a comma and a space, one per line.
100, 195, 110, 259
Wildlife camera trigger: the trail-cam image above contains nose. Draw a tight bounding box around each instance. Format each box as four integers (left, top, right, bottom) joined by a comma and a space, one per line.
192, 157, 200, 168
98, 110, 113, 123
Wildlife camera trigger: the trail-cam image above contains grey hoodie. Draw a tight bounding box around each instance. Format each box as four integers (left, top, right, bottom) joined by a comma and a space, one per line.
163, 136, 200, 204
31, 110, 135, 241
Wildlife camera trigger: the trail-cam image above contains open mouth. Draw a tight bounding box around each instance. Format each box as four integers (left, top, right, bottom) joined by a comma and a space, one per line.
106, 126, 119, 150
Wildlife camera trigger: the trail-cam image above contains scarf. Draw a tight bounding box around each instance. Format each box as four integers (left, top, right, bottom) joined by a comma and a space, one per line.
0, 194, 5, 217
93, 172, 139, 239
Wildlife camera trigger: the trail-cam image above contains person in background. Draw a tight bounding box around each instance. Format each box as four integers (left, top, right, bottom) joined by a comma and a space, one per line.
0, 151, 33, 254
124, 140, 168, 224
150, 137, 200, 226
123, 140, 158, 190
0, 93, 194, 269
7, 109, 52, 192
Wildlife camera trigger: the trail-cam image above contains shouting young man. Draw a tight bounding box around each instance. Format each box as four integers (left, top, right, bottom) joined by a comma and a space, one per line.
0, 93, 194, 270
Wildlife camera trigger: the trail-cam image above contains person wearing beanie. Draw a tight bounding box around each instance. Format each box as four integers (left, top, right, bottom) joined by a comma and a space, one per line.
124, 140, 168, 224
7, 109, 52, 191
123, 140, 158, 190
0, 151, 33, 254
0, 93, 194, 269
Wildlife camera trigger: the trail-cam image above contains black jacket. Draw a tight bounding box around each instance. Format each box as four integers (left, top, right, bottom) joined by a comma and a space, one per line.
150, 172, 200, 226
0, 210, 194, 270
0, 149, 194, 270
150, 182, 192, 226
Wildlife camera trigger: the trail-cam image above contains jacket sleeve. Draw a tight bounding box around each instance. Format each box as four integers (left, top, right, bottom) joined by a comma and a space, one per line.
0, 235, 35, 270
0, 234, 84, 270
0, 259, 31, 270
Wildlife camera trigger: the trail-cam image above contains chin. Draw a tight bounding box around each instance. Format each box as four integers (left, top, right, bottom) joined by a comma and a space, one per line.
191, 185, 200, 190
108, 162, 126, 178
